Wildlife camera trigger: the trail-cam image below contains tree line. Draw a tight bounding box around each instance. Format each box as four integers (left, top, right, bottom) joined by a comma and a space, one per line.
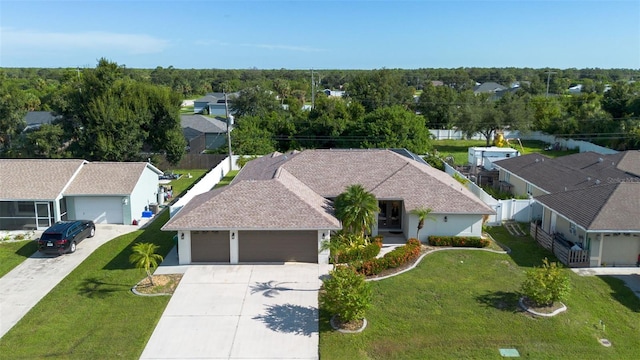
1, 62, 639, 163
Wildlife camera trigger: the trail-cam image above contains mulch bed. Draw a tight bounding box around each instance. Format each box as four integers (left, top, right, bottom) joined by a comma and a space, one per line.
134, 274, 183, 295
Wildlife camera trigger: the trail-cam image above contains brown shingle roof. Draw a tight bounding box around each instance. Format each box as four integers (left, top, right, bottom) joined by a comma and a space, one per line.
616, 150, 640, 177
162, 167, 341, 231
0, 159, 85, 200
536, 183, 640, 231
64, 162, 154, 195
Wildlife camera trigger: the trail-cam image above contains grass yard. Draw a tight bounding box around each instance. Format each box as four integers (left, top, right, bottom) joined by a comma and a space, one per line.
0, 211, 175, 359
319, 226, 640, 359
166, 169, 208, 196
432, 139, 579, 165
0, 240, 37, 278
213, 170, 239, 189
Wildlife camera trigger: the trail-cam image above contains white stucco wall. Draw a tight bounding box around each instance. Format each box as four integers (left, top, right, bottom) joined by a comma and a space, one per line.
130, 166, 161, 224
406, 213, 484, 242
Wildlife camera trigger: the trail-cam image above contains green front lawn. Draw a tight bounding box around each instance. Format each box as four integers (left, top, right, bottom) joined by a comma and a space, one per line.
0, 240, 38, 278
0, 211, 175, 358
320, 226, 640, 359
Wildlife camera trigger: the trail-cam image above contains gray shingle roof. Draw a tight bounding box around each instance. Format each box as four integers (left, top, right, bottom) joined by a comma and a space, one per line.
181, 115, 228, 134
64, 162, 158, 196
162, 168, 341, 231
25, 111, 59, 126
164, 148, 494, 231
536, 183, 640, 231
0, 159, 86, 200
493, 152, 637, 193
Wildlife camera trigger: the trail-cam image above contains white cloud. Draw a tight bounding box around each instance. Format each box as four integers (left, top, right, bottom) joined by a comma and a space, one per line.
0, 27, 170, 54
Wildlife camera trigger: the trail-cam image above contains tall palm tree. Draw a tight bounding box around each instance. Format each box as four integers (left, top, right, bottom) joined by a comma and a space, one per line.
411, 207, 436, 243
334, 184, 378, 237
129, 242, 164, 286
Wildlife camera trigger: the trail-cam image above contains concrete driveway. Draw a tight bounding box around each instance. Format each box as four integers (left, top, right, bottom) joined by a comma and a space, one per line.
140, 264, 324, 360
0, 224, 138, 339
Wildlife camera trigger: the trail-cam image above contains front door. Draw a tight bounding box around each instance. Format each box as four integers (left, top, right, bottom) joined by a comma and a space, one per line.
378, 200, 402, 230
35, 202, 52, 230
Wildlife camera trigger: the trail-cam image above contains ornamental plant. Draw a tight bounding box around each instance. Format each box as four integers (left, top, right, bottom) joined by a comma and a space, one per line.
320, 266, 372, 323
520, 258, 571, 307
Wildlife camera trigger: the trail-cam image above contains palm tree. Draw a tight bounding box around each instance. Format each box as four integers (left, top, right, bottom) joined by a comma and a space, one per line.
334, 184, 378, 237
129, 242, 164, 286
411, 207, 436, 243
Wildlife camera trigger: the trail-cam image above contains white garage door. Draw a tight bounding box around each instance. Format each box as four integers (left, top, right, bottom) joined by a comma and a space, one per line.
73, 196, 124, 224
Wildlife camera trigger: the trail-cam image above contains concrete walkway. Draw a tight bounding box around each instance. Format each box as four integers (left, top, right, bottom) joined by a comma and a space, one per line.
140, 264, 326, 360
0, 224, 138, 339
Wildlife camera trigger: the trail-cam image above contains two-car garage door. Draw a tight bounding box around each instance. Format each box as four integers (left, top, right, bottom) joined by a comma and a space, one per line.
190, 230, 318, 263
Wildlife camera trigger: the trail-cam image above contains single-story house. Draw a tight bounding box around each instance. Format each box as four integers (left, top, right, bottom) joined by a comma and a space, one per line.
163, 149, 494, 265
193, 92, 239, 116
181, 114, 230, 152
493, 151, 640, 267
0, 160, 162, 230
23, 111, 60, 132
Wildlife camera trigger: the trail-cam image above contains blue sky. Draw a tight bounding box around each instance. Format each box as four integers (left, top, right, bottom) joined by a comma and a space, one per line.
1, 0, 639, 69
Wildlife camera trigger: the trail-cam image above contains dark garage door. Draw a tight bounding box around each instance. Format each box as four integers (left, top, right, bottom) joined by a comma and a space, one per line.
191, 231, 230, 262
239, 230, 317, 263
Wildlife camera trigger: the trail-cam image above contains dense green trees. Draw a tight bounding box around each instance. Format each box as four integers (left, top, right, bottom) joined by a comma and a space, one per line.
56, 59, 186, 163
2, 65, 640, 160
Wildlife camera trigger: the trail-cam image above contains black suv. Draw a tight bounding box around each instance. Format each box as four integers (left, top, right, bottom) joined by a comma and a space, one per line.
38, 220, 95, 255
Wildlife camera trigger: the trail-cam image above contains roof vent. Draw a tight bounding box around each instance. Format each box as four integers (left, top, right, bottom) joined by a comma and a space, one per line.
598, 157, 603, 163
587, 177, 591, 181
564, 187, 567, 191
596, 179, 601, 185
535, 158, 539, 163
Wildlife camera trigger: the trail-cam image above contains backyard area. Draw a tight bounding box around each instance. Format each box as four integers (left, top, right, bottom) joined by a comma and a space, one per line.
432, 139, 579, 166
320, 226, 640, 359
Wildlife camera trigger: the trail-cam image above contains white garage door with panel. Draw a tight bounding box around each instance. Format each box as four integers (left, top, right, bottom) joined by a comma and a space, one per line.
73, 196, 124, 224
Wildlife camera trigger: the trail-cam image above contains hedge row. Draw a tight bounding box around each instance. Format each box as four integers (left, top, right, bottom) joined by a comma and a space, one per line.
428, 236, 489, 248
353, 238, 422, 276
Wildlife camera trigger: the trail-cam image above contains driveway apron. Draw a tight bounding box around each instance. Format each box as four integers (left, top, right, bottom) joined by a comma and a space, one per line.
140, 264, 323, 360
0, 224, 138, 339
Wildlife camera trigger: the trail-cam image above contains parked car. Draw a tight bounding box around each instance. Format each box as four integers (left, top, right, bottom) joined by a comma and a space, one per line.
38, 220, 95, 255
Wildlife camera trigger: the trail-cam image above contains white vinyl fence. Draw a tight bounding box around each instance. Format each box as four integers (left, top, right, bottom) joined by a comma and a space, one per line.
443, 162, 540, 225
169, 155, 241, 217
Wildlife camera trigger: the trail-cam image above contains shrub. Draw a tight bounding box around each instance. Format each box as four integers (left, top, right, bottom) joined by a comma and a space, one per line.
320, 266, 372, 322
353, 238, 422, 276
520, 258, 571, 307
337, 241, 382, 263
428, 236, 489, 248
423, 154, 445, 171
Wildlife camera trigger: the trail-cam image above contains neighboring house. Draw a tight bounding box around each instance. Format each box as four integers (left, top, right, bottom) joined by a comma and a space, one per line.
568, 84, 583, 94
493, 151, 640, 267
23, 111, 60, 132
473, 82, 507, 94
468, 146, 520, 170
323, 89, 346, 97
193, 92, 239, 116
0, 160, 162, 230
181, 114, 230, 153
162, 149, 494, 265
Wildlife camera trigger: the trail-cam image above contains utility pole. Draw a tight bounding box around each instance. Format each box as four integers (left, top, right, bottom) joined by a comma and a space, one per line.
225, 91, 232, 170
311, 69, 315, 109
545, 70, 557, 97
